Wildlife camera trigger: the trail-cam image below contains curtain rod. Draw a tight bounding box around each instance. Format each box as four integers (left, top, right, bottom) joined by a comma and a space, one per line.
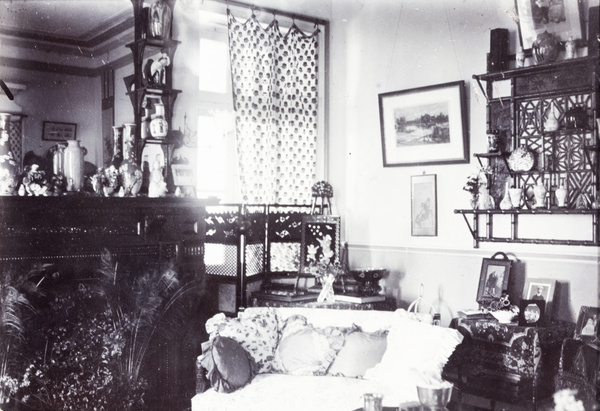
205, 0, 328, 26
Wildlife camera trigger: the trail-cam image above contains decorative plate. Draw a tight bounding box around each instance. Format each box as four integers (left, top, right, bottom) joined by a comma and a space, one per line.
507, 146, 534, 172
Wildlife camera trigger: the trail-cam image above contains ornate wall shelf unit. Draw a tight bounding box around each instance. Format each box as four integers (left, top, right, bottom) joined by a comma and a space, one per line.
458, 57, 599, 248
128, 0, 180, 191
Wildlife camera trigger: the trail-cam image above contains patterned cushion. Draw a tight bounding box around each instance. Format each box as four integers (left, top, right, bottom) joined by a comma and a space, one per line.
205, 307, 279, 373
273, 314, 345, 376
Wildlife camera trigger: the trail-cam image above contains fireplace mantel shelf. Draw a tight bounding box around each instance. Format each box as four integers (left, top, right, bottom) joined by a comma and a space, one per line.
0, 196, 213, 261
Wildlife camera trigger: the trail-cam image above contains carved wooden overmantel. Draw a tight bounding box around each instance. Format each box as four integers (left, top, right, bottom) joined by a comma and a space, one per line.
0, 196, 209, 262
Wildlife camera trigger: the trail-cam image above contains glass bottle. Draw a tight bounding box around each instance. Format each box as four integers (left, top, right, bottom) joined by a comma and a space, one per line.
119, 123, 142, 196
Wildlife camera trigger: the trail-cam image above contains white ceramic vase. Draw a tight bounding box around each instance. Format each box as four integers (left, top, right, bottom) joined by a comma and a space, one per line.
63, 140, 86, 192
533, 182, 547, 208
556, 185, 568, 207
508, 187, 523, 209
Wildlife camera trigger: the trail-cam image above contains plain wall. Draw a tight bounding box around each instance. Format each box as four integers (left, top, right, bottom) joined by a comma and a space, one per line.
327, 0, 599, 325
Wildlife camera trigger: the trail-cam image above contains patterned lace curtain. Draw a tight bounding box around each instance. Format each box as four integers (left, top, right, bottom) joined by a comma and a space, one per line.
227, 10, 319, 204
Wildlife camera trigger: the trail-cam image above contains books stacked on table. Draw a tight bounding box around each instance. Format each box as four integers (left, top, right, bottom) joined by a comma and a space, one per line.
457, 309, 494, 320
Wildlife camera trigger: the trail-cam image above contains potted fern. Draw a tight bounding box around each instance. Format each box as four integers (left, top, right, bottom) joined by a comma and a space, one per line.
0, 264, 42, 407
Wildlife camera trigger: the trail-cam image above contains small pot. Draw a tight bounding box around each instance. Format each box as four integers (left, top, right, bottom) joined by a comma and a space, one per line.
565, 105, 588, 129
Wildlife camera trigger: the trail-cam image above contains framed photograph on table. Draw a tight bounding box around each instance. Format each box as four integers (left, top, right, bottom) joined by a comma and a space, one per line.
378, 81, 469, 167
519, 299, 545, 327
574, 306, 599, 343
523, 278, 556, 321
515, 0, 585, 52
476, 252, 512, 305
411, 174, 437, 236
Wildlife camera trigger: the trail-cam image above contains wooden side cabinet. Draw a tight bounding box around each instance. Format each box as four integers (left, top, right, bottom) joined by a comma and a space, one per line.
443, 318, 574, 410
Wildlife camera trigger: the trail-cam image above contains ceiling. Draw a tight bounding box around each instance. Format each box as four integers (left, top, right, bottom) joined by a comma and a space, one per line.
0, 0, 135, 75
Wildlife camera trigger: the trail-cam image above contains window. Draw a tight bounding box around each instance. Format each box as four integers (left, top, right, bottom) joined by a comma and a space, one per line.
194, 8, 326, 203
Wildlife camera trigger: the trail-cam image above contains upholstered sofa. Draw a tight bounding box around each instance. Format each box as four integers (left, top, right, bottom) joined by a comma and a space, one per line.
191, 307, 464, 411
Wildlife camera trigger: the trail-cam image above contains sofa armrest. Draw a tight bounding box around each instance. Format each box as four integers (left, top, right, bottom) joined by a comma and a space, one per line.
196, 341, 212, 394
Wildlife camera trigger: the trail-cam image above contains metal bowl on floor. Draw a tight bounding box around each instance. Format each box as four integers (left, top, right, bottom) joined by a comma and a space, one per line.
416, 382, 453, 408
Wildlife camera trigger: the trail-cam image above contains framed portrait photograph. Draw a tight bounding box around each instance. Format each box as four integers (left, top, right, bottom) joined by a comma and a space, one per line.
515, 0, 585, 52
476, 255, 512, 304
519, 299, 545, 327
574, 306, 599, 343
378, 81, 468, 167
42, 121, 77, 141
299, 215, 341, 274
411, 174, 437, 236
523, 278, 557, 320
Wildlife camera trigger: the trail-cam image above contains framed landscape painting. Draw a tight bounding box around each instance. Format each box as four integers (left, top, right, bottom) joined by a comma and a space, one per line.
378, 81, 468, 167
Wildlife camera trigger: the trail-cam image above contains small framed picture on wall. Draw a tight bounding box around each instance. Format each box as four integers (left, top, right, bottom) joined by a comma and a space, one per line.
411, 174, 437, 237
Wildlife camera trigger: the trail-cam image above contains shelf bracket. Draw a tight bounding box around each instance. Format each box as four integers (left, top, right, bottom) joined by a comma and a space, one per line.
460, 213, 479, 248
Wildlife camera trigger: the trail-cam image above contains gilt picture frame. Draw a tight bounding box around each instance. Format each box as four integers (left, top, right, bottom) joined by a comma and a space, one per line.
378, 81, 469, 167
299, 215, 341, 275
476, 255, 512, 305
411, 174, 437, 236
515, 0, 585, 52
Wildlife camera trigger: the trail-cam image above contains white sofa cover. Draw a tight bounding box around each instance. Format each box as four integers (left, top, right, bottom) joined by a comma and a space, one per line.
191, 307, 463, 411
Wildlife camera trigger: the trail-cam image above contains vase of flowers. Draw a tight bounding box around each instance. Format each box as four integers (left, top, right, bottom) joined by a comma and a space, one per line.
309, 260, 345, 303
463, 167, 492, 209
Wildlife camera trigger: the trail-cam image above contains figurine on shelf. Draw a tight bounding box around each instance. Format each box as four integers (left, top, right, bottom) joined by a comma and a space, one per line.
148, 157, 167, 198
143, 54, 170, 88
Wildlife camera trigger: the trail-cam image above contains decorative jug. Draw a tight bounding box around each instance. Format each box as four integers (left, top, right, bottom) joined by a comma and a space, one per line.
119, 123, 143, 196
150, 103, 169, 138
63, 140, 87, 192
532, 31, 558, 64
565, 105, 588, 129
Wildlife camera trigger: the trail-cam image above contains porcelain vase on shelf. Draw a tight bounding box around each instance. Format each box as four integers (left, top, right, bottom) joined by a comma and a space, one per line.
499, 182, 513, 210
317, 274, 336, 303
533, 182, 547, 208
119, 123, 142, 197
508, 187, 523, 209
150, 103, 169, 139
478, 187, 495, 210
556, 185, 568, 207
0, 126, 18, 196
63, 140, 86, 192
148, 0, 172, 39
